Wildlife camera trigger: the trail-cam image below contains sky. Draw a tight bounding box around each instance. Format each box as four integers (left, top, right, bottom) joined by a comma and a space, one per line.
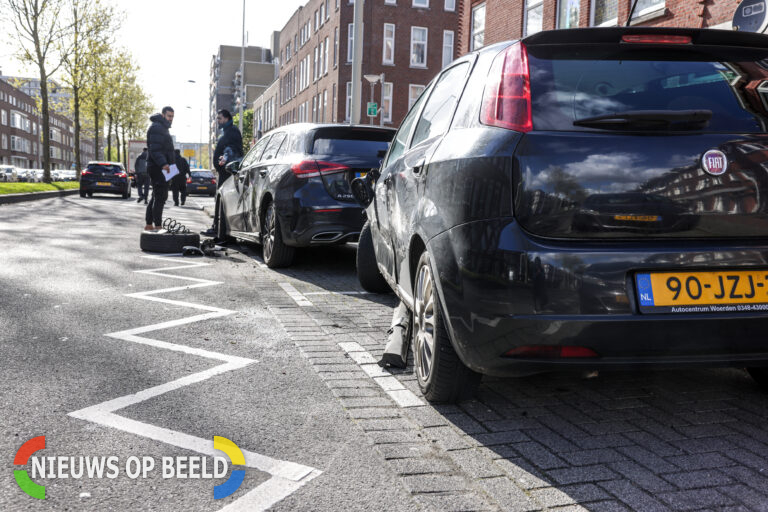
0, 0, 305, 143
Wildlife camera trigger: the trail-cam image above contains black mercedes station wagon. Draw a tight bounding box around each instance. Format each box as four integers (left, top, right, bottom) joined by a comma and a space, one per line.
216, 123, 395, 267
355, 27, 768, 402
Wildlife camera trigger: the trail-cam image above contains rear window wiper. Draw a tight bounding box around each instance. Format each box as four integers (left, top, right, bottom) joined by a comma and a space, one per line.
573, 109, 712, 131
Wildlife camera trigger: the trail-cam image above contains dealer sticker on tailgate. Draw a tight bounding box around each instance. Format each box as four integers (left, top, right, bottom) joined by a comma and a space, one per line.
636, 270, 768, 313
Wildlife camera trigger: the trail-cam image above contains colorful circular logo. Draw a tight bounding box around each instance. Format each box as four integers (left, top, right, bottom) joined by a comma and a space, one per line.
701, 150, 728, 176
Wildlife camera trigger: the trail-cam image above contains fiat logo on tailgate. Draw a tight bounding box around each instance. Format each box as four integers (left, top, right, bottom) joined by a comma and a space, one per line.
701, 150, 728, 176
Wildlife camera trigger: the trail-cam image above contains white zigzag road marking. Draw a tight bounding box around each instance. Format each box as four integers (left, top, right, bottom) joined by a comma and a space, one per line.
68, 255, 321, 509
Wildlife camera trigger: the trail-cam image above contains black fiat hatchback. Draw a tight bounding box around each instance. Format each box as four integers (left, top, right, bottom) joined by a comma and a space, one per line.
356, 27, 768, 402
216, 123, 394, 267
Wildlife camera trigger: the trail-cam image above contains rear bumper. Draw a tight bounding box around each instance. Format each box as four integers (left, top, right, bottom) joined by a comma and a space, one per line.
280, 205, 364, 246
427, 217, 768, 376
80, 181, 128, 194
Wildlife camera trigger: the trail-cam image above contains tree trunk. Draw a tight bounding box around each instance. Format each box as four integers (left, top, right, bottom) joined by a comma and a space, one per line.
73, 86, 81, 178
121, 125, 128, 169
115, 122, 120, 162
107, 113, 112, 161
39, 67, 52, 183
94, 103, 100, 160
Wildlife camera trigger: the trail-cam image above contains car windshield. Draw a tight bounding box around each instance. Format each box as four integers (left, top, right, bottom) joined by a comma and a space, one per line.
527, 48, 768, 132
311, 134, 392, 157
191, 171, 213, 178
87, 164, 122, 173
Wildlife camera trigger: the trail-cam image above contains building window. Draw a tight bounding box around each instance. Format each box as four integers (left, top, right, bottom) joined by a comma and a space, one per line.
314, 46, 320, 81
334, 27, 338, 67
408, 84, 425, 109
631, 0, 664, 19
471, 3, 485, 50
557, 0, 580, 28
444, 0, 455, 10
524, 0, 543, 36
324, 36, 329, 74
1, 135, 6, 150
385, 0, 396, 4
325, 0, 330, 19
591, 0, 618, 26
314, 10, 319, 31
410, 27, 428, 68
346, 82, 352, 121
323, 89, 328, 122
413, 0, 428, 7
347, 23, 354, 62
0, 109, 6, 125
442, 30, 454, 68
312, 96, 317, 122
382, 82, 393, 123
320, 3, 325, 23
383, 24, 395, 65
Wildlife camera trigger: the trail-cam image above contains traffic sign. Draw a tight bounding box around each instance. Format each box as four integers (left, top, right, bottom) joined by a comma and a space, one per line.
367, 102, 378, 117
733, 0, 767, 32
183, 149, 196, 158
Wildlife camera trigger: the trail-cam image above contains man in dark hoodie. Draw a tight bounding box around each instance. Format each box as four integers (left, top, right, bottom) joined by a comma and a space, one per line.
171, 149, 191, 206
144, 107, 175, 231
134, 147, 149, 204
201, 109, 243, 237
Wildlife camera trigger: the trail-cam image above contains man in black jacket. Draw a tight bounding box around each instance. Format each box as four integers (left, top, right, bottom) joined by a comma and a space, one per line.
144, 107, 175, 231
171, 149, 191, 206
202, 109, 243, 237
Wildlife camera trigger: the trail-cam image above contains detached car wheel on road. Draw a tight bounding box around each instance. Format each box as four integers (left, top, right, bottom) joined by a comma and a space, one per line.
139, 231, 200, 253
357, 27, 768, 402
79, 161, 131, 199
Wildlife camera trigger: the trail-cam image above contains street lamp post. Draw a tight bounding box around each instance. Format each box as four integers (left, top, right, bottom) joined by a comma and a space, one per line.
363, 74, 383, 126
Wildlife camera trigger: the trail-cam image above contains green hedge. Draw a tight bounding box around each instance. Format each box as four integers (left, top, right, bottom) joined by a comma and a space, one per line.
0, 182, 80, 195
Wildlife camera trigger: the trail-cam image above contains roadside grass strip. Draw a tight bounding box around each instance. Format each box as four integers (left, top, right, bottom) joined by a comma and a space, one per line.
68, 255, 320, 509
0, 182, 79, 194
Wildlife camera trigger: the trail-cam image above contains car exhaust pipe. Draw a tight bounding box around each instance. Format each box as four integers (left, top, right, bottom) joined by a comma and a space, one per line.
311, 231, 344, 242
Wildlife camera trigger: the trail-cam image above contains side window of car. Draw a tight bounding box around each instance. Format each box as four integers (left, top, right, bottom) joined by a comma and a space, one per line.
275, 133, 292, 160
242, 135, 270, 168
410, 62, 469, 147
385, 88, 430, 166
262, 133, 287, 161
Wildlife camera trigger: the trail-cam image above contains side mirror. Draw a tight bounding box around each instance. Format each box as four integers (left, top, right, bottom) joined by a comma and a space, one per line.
225, 159, 242, 173
351, 176, 374, 207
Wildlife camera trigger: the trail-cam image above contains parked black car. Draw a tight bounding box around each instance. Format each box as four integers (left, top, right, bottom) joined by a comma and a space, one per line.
187, 169, 217, 196
216, 123, 395, 267
355, 27, 768, 402
80, 162, 131, 199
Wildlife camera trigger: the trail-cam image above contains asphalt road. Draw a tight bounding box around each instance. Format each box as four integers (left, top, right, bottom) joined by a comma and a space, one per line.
3, 193, 768, 512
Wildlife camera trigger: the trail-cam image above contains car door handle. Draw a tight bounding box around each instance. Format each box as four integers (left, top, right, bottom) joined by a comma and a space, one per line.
411, 156, 426, 175
259, 170, 267, 177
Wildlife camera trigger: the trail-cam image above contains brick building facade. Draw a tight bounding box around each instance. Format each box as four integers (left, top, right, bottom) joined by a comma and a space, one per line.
260, 0, 460, 133
458, 0, 741, 55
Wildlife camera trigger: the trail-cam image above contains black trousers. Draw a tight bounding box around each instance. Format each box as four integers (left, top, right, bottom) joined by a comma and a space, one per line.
136, 173, 150, 199
145, 179, 169, 226
171, 176, 187, 204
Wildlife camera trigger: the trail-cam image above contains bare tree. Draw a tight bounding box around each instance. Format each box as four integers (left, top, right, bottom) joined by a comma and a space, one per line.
2, 0, 73, 183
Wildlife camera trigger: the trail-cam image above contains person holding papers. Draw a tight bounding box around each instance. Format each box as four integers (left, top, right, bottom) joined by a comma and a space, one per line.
144, 107, 175, 231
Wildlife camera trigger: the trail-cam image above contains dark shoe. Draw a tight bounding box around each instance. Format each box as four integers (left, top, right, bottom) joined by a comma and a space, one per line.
136, 197, 143, 203
181, 201, 185, 205
144, 200, 148, 204
200, 228, 216, 236
174, 202, 179, 206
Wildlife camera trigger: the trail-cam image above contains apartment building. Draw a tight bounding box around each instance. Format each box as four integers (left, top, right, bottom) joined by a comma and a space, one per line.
458, 0, 740, 54
261, 0, 460, 133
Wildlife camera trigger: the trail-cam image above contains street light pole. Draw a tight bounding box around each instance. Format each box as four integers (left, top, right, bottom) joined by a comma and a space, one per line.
364, 74, 382, 126
239, 0, 245, 132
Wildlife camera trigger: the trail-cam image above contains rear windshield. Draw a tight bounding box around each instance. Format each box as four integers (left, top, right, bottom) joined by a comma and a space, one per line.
87, 164, 122, 173
311, 130, 393, 157
527, 47, 768, 133
191, 171, 214, 178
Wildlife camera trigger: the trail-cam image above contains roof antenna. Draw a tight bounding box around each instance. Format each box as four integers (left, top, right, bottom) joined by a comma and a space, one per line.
625, 0, 640, 26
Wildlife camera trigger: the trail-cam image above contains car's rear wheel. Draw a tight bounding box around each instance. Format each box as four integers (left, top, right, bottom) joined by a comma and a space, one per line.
79, 189, 86, 198
86, 191, 93, 197
412, 251, 480, 403
262, 200, 294, 268
356, 221, 390, 293
747, 367, 768, 390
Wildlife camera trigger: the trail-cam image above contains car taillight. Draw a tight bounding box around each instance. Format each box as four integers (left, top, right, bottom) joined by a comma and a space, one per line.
621, 34, 691, 45
211, 178, 217, 184
186, 177, 192, 184
81, 170, 92, 175
504, 346, 599, 358
291, 160, 350, 178
116, 172, 127, 178
481, 42, 532, 133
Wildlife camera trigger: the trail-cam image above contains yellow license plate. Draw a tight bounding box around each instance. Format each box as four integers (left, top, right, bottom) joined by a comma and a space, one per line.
614, 215, 659, 222
97, 181, 111, 186
636, 270, 768, 313
197, 186, 208, 190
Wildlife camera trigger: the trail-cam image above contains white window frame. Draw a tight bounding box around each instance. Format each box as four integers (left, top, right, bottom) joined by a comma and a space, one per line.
347, 24, 354, 63
408, 84, 425, 109
442, 30, 454, 69
381, 82, 393, 123
324, 37, 329, 74
589, 0, 618, 26
334, 27, 338, 67
444, 0, 455, 11
0, 109, 6, 125
382, 24, 395, 65
385, 0, 396, 4
345, 82, 352, 121
1, 134, 6, 150
556, 0, 580, 29
523, 0, 544, 37
631, 0, 665, 19
410, 26, 428, 68
413, 0, 428, 7
471, 3, 486, 51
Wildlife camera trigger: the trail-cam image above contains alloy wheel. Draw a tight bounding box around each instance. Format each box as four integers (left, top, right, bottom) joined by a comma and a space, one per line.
413, 261, 436, 383
263, 204, 276, 262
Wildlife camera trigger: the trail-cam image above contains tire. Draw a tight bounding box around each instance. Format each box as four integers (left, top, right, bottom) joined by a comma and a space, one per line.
412, 251, 480, 403
122, 188, 130, 199
262, 200, 294, 268
216, 199, 234, 242
356, 221, 391, 293
747, 368, 768, 390
79, 189, 86, 198
86, 191, 93, 197
140, 231, 200, 253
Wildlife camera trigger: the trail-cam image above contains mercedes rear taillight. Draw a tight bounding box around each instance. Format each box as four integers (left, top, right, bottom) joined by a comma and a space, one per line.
291, 160, 351, 178
481, 42, 532, 133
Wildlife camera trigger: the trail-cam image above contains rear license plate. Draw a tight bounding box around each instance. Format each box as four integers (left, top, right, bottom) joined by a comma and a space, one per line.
197, 186, 208, 190
614, 215, 659, 222
96, 181, 111, 186
355, 172, 367, 179
636, 270, 768, 313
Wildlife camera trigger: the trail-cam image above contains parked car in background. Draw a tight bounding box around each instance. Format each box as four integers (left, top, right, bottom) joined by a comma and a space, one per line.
216, 123, 395, 268
187, 169, 216, 196
79, 161, 131, 198
354, 27, 768, 402
0, 165, 17, 182
59, 170, 77, 181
